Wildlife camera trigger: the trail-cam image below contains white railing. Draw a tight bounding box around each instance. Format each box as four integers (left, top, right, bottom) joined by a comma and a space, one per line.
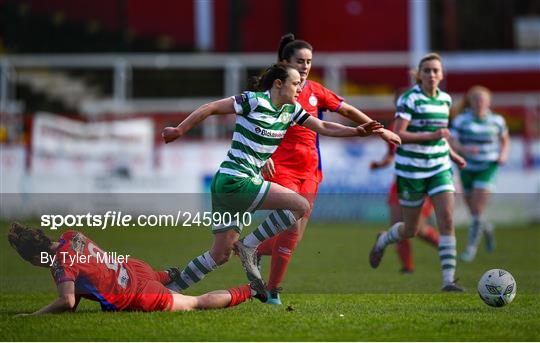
1, 50, 539, 116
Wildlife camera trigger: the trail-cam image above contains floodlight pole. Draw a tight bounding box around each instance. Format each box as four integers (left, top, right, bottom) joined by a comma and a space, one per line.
324, 61, 343, 95
409, 0, 430, 69
0, 59, 19, 145
113, 59, 132, 109
0, 59, 10, 115
195, 0, 214, 51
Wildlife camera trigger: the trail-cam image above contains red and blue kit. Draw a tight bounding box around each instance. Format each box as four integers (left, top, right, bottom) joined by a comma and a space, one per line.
268, 80, 343, 204
51, 231, 172, 312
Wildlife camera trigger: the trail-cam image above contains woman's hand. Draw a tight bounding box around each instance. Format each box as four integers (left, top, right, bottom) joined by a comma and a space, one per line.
162, 127, 181, 144
355, 121, 384, 137
261, 158, 276, 178
453, 154, 467, 169
379, 128, 401, 145
434, 128, 451, 140
449, 150, 467, 169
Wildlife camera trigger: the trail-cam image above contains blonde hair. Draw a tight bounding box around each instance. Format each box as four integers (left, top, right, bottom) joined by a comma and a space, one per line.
455, 85, 492, 116
415, 52, 443, 85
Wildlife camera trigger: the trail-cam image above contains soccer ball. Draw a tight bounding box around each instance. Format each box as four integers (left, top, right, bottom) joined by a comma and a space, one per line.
477, 269, 516, 307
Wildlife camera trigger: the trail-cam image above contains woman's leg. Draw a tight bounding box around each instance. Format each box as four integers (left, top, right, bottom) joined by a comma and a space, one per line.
416, 201, 440, 247
462, 187, 493, 260
369, 205, 423, 268
431, 191, 462, 290
263, 179, 317, 302
241, 181, 309, 249
256, 176, 304, 258
392, 201, 414, 272
370, 175, 424, 269
235, 182, 309, 283
168, 230, 237, 292
170, 284, 255, 311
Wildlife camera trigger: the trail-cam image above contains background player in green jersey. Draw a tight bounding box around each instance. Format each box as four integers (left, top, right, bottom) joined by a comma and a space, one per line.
368, 53, 467, 292
450, 86, 510, 262
162, 63, 384, 294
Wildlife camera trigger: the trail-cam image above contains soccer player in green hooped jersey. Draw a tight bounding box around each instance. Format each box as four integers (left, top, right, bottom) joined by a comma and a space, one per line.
162, 63, 385, 295
368, 53, 468, 292
450, 86, 510, 262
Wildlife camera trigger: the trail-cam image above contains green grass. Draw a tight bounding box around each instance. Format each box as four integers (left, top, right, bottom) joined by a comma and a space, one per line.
1, 221, 539, 341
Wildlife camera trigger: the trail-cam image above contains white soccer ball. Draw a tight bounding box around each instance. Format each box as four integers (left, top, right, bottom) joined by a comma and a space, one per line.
477, 269, 517, 307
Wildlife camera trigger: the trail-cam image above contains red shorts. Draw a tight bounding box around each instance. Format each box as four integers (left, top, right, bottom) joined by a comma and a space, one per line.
125, 259, 173, 312
388, 180, 433, 218
267, 171, 319, 219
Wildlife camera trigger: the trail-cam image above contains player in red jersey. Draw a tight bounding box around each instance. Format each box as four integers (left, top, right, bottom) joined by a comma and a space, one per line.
370, 139, 440, 273
8, 222, 264, 315
256, 33, 401, 304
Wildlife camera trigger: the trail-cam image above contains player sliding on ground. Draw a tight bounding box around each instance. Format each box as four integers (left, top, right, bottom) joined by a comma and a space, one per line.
162, 63, 385, 294
8, 222, 266, 314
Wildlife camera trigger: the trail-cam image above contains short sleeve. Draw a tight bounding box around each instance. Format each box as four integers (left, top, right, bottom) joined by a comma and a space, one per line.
450, 114, 463, 139
231, 91, 258, 116
496, 114, 508, 136
51, 255, 77, 285
318, 86, 344, 112
292, 103, 311, 126
395, 94, 413, 121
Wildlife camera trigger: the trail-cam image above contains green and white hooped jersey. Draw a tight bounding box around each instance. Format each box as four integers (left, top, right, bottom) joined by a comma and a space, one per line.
219, 91, 310, 178
395, 85, 452, 179
451, 111, 508, 171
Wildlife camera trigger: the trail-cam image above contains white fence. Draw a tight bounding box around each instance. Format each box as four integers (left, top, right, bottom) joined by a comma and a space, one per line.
2, 51, 539, 116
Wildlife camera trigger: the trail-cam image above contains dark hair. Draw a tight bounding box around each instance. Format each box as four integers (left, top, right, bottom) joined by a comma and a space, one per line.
8, 222, 52, 262
249, 63, 292, 91
277, 33, 313, 62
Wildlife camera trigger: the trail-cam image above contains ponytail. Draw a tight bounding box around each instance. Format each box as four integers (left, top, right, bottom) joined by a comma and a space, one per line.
277, 33, 312, 62
277, 33, 295, 62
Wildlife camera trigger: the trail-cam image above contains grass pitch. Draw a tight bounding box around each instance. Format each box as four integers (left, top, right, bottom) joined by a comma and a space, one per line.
1, 221, 539, 341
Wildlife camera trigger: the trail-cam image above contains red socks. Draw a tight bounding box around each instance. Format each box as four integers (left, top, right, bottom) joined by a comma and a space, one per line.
267, 229, 299, 290
155, 271, 172, 285
255, 230, 301, 290
396, 239, 413, 271
396, 225, 440, 271
227, 284, 252, 307
418, 225, 440, 246
257, 236, 278, 257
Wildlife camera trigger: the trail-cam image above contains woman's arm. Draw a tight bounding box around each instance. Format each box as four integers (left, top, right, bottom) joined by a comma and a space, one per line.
448, 135, 480, 155
162, 98, 236, 143
337, 102, 373, 124
498, 131, 510, 165
338, 103, 401, 145
302, 116, 383, 137
447, 141, 467, 169
394, 117, 450, 143
370, 151, 395, 170
20, 281, 77, 316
